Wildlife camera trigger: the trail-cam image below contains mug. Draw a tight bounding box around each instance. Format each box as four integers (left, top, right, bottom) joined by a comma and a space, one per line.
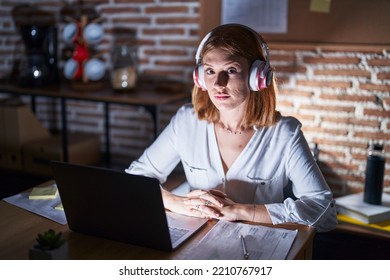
83, 23, 104, 46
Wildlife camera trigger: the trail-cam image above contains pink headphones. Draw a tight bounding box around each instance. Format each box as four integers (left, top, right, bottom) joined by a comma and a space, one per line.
193, 24, 273, 92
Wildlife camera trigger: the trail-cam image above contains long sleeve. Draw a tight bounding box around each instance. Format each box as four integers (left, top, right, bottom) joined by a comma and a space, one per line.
264, 121, 337, 232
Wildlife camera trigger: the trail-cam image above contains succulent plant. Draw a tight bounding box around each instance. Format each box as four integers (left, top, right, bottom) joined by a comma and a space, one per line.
34, 229, 66, 251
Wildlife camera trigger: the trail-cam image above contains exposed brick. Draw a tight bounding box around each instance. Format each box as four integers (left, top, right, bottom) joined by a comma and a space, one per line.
296, 80, 352, 89
287, 113, 316, 122
274, 65, 307, 74
112, 17, 151, 24
318, 149, 347, 159
354, 131, 390, 140
367, 58, 390, 67
279, 89, 313, 97
270, 43, 317, 52
155, 59, 193, 66
156, 17, 199, 24
144, 6, 188, 14
303, 57, 361, 64
321, 45, 387, 54
360, 83, 390, 92
320, 161, 359, 172
142, 28, 185, 36
302, 126, 349, 136
276, 99, 294, 107
100, 7, 140, 14
319, 93, 377, 103
377, 72, 390, 80
363, 108, 390, 118
160, 39, 198, 46
300, 104, 355, 113
143, 49, 188, 56
313, 69, 371, 77
312, 138, 367, 149
269, 54, 297, 63
321, 116, 380, 128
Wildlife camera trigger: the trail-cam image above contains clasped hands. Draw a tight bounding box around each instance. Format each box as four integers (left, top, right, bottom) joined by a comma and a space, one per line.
183, 189, 238, 221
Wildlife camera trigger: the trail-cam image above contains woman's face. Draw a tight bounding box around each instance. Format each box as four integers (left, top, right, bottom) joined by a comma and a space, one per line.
203, 48, 251, 112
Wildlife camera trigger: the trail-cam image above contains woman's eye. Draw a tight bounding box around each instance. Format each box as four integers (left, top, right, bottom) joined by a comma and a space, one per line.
205, 69, 214, 75
227, 68, 237, 74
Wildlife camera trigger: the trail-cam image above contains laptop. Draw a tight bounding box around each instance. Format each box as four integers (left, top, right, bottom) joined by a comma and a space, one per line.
50, 161, 208, 251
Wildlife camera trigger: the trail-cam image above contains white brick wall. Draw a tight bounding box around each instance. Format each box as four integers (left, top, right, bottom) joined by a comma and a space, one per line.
0, 0, 389, 195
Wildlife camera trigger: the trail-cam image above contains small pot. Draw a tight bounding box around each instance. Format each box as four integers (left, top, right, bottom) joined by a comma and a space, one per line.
29, 241, 68, 260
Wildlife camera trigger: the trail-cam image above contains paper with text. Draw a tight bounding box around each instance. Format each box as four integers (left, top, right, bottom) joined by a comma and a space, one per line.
222, 0, 288, 34
189, 220, 297, 260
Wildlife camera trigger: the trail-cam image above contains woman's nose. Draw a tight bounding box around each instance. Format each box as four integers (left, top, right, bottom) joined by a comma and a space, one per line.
214, 71, 228, 88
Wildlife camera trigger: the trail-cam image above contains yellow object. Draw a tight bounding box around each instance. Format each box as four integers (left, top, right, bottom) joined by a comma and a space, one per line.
29, 185, 58, 200
338, 214, 390, 233
54, 202, 64, 211
310, 0, 331, 13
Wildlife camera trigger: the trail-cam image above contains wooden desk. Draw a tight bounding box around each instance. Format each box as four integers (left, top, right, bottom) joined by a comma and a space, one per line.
0, 199, 315, 260
0, 81, 190, 167
336, 215, 390, 241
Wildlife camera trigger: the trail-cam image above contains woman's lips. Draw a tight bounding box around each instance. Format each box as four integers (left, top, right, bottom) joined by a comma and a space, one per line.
214, 93, 230, 100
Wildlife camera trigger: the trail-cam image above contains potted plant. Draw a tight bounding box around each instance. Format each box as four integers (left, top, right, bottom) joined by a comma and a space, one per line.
29, 229, 68, 260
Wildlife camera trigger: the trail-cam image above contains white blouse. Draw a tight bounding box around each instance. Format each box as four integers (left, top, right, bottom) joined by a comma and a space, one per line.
126, 104, 337, 232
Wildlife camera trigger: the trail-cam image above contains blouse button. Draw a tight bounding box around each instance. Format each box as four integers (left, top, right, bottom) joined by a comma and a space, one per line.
260, 182, 265, 185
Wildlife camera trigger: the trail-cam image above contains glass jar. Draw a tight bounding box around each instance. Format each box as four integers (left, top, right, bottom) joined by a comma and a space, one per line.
363, 140, 386, 205
110, 45, 138, 91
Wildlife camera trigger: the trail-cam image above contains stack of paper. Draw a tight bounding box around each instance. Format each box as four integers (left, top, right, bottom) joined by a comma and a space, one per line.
335, 192, 390, 224
28, 184, 58, 200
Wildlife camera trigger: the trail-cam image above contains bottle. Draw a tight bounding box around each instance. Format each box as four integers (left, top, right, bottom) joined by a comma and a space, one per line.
363, 140, 386, 205
110, 45, 138, 91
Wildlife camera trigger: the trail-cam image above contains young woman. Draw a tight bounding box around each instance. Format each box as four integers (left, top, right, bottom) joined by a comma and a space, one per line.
126, 24, 337, 232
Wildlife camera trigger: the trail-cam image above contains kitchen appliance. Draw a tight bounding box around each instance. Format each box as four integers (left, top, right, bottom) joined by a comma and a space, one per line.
18, 25, 59, 87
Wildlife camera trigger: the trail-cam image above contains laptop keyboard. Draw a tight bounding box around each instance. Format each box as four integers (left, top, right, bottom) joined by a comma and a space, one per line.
169, 227, 189, 243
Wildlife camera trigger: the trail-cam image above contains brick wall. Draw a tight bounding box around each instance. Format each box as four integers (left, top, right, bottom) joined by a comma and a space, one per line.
0, 0, 389, 195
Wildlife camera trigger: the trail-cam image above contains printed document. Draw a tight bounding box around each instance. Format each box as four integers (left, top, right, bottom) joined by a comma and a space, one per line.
188, 220, 297, 260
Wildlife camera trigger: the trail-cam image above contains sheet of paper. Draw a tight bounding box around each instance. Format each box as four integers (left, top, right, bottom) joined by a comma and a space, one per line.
310, 0, 331, 13
188, 220, 297, 260
3, 191, 67, 225
222, 0, 288, 34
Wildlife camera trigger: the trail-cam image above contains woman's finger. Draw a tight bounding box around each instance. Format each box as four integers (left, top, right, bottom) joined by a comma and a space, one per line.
186, 189, 208, 197
209, 189, 227, 198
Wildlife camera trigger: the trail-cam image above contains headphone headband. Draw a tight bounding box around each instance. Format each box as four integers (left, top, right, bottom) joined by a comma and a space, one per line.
195, 23, 270, 67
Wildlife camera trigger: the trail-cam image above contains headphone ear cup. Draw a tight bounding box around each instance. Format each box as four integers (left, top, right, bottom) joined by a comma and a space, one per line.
249, 59, 270, 91
193, 64, 207, 91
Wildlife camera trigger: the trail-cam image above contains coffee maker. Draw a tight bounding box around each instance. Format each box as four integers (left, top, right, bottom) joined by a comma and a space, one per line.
18, 24, 59, 87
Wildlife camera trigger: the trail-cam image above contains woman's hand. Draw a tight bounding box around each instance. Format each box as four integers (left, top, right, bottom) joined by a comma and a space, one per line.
207, 190, 273, 224
161, 189, 222, 219
186, 189, 241, 221
184, 189, 225, 219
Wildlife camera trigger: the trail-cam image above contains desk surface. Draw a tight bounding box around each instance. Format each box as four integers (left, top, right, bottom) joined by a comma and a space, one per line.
0, 80, 191, 106
336, 215, 390, 241
0, 199, 315, 260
